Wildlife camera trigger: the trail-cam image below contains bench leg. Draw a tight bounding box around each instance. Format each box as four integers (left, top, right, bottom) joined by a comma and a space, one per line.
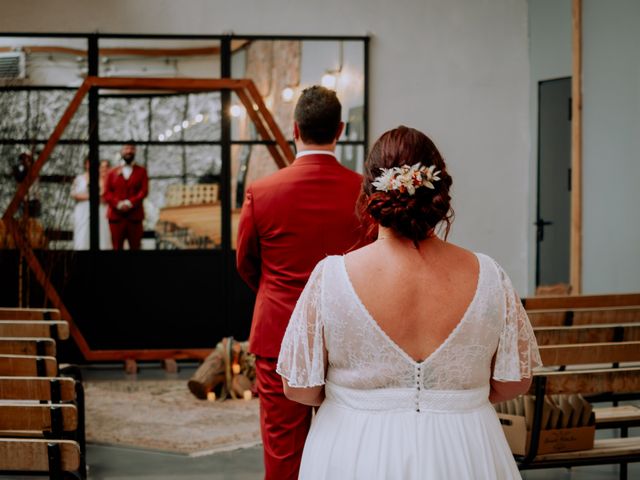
620, 462, 627, 480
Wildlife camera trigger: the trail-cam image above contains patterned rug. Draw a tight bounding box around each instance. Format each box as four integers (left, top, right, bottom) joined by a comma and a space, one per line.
84, 380, 261, 456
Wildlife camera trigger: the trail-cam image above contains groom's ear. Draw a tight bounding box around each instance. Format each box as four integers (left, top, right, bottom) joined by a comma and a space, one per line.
293, 122, 301, 141
335, 122, 345, 141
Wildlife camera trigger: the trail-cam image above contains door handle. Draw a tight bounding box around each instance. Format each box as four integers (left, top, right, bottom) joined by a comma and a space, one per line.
535, 219, 553, 242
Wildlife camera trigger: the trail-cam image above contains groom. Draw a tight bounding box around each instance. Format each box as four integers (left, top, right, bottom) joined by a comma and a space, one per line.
236, 86, 367, 480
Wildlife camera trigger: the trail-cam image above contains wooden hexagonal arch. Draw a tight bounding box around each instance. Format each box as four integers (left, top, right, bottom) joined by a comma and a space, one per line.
2, 76, 294, 362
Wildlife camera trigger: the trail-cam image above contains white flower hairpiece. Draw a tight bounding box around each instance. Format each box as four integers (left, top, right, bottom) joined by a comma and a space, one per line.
371, 162, 441, 196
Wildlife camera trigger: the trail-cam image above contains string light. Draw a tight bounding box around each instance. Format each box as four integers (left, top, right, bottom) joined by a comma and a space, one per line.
158, 134, 165, 141
321, 73, 337, 89
195, 113, 204, 123
281, 87, 294, 102
230, 104, 244, 117
182, 120, 189, 129
165, 129, 173, 138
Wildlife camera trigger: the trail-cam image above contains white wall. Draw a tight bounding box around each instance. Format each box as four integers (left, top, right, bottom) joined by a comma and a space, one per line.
582, 0, 640, 293
0, 0, 533, 293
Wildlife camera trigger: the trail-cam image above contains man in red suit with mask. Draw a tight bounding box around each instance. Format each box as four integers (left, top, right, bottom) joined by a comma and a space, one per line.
104, 142, 148, 250
236, 86, 367, 480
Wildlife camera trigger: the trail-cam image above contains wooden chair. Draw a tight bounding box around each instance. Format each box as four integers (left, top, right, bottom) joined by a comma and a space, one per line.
0, 438, 81, 479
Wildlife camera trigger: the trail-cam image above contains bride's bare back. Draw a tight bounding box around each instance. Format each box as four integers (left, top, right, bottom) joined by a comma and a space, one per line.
344, 234, 480, 363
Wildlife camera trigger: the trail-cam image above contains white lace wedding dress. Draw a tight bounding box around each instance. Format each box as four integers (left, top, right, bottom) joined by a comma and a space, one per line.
277, 253, 542, 479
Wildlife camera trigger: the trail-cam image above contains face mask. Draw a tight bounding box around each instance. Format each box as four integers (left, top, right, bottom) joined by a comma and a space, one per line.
122, 153, 135, 164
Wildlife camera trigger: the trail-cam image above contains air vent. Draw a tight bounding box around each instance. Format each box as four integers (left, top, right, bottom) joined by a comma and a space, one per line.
0, 52, 26, 79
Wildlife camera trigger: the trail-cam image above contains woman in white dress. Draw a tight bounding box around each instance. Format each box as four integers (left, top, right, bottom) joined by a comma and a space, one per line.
71, 159, 90, 250
71, 159, 112, 250
277, 126, 542, 479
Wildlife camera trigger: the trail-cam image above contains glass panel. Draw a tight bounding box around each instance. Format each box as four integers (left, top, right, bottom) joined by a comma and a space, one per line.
151, 146, 222, 250
0, 143, 85, 251
99, 96, 150, 142
0, 91, 28, 139
98, 38, 220, 79
231, 39, 365, 142
151, 94, 188, 143
146, 145, 184, 178
336, 144, 365, 174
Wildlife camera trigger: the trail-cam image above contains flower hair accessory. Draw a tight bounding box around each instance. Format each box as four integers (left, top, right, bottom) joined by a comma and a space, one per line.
371, 163, 441, 195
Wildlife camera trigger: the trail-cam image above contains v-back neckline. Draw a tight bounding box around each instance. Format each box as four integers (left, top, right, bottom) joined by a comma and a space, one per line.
339, 253, 483, 366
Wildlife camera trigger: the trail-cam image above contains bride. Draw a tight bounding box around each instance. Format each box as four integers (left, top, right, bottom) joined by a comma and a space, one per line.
277, 126, 542, 479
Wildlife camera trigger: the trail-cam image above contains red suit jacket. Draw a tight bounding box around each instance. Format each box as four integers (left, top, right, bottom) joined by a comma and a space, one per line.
103, 164, 148, 222
236, 153, 367, 358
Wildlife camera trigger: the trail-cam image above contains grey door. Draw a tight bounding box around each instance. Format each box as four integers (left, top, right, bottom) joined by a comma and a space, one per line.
536, 77, 571, 287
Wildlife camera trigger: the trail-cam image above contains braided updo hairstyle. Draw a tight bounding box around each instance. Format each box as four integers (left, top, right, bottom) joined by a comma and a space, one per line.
358, 126, 454, 244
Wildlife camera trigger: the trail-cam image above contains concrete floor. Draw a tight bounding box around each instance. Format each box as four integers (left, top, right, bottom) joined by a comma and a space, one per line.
1, 364, 637, 479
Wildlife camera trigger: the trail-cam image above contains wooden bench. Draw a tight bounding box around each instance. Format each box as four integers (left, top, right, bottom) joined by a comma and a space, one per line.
0, 438, 81, 479
0, 354, 58, 377
0, 308, 62, 321
0, 337, 57, 357
0, 308, 86, 479
519, 342, 640, 479
523, 292, 640, 310
0, 320, 70, 341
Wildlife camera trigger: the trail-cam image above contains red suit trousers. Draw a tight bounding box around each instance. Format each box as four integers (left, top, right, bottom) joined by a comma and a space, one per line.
255, 356, 312, 480
109, 219, 143, 250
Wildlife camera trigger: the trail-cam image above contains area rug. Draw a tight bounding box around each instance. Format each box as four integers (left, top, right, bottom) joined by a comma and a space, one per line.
84, 380, 261, 456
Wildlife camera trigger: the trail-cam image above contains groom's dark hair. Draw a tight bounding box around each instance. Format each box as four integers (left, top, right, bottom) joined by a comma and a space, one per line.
294, 86, 342, 145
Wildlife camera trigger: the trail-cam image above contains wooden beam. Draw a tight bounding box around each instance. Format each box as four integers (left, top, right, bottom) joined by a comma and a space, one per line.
245, 81, 295, 165
87, 76, 249, 92
0, 40, 249, 58
571, 0, 583, 294
86, 348, 212, 361
235, 88, 288, 168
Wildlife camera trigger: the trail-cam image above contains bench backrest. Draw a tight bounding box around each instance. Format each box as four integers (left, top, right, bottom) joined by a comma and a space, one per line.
0, 355, 57, 377
0, 338, 56, 356
0, 377, 76, 402
0, 438, 80, 472
0, 308, 62, 321
0, 321, 69, 340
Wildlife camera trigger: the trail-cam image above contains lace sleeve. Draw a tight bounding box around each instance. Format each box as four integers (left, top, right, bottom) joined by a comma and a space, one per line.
277, 259, 327, 387
492, 264, 543, 382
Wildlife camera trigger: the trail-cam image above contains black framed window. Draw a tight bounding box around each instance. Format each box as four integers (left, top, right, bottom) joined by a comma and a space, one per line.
0, 33, 368, 253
